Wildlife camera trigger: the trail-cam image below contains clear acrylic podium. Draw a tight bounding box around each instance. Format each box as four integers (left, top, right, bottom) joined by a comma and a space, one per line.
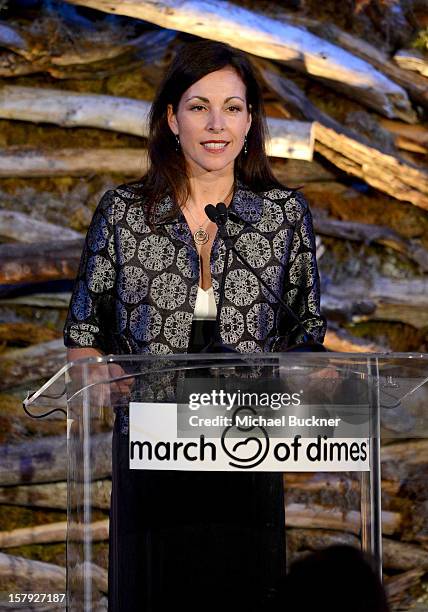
24, 352, 428, 611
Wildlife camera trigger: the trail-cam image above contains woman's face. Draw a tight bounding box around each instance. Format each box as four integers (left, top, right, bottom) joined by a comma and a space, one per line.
167, 66, 252, 176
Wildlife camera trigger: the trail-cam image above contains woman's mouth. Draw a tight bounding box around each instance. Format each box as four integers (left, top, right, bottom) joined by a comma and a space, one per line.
201, 142, 230, 153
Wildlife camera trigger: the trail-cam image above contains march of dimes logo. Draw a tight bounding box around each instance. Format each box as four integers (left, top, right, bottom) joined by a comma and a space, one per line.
129, 378, 370, 472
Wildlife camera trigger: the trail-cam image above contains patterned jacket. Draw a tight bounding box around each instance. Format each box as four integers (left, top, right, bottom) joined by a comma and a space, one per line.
63, 179, 326, 355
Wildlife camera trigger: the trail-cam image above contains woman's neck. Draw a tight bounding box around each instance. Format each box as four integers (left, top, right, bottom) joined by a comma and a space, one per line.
186, 174, 235, 212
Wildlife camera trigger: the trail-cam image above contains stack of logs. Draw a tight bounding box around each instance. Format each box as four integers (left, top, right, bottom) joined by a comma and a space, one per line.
0, 0, 428, 609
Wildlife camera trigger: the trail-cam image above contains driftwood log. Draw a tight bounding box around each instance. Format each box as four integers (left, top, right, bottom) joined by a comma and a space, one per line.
381, 439, 428, 481
284, 503, 400, 536
0, 148, 149, 178
379, 120, 428, 154
0, 433, 69, 486
0, 86, 151, 137
0, 519, 109, 548
0, 431, 112, 485
323, 328, 389, 353
283, 473, 400, 497
281, 13, 428, 111
0, 293, 72, 309
314, 122, 428, 213
0, 480, 110, 510
0, 323, 59, 347
322, 277, 428, 329
0, 21, 174, 79
265, 118, 314, 159
0, 209, 82, 243
0, 552, 66, 593
0, 339, 66, 391
385, 568, 427, 603
394, 49, 428, 78
252, 57, 428, 211
0, 553, 107, 597
271, 158, 338, 185
0, 238, 84, 284
286, 528, 428, 572
382, 539, 428, 572
0, 83, 305, 144
313, 213, 428, 272
61, 0, 413, 120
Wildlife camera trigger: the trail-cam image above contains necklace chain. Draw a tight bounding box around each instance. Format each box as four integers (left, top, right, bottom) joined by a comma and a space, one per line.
185, 183, 234, 246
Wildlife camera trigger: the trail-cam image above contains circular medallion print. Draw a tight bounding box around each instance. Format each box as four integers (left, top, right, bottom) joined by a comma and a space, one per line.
138, 235, 175, 271
235, 233, 271, 269
225, 269, 258, 307
151, 273, 187, 310
130, 304, 162, 342
246, 303, 274, 340
164, 311, 193, 349
219, 306, 245, 344
86, 255, 115, 293
118, 266, 149, 304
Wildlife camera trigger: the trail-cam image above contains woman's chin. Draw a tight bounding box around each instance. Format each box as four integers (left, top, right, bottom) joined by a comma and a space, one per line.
187, 156, 236, 175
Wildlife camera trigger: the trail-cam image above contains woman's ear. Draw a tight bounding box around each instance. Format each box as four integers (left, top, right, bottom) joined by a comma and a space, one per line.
167, 104, 178, 135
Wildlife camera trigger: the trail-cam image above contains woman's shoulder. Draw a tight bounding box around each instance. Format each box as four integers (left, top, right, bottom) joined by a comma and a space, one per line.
107, 180, 148, 208
114, 180, 147, 201
258, 183, 310, 223
95, 180, 149, 225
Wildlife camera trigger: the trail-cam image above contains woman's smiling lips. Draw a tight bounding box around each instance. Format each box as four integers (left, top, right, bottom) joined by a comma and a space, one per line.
200, 140, 230, 153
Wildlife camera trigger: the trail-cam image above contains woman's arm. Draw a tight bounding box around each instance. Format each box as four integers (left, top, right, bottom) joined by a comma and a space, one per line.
63, 190, 117, 354
277, 192, 327, 348
63, 191, 133, 393
66, 347, 104, 362
66, 347, 133, 393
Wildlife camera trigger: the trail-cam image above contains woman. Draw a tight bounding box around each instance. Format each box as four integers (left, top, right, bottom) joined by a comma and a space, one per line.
64, 40, 326, 611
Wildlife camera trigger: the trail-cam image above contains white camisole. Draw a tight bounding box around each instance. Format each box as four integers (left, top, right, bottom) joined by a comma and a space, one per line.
193, 286, 217, 321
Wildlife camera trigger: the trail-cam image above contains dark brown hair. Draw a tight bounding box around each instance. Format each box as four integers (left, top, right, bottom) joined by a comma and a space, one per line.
137, 39, 284, 226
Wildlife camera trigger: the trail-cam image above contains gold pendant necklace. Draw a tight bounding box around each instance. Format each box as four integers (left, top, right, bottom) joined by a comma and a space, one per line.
185, 183, 234, 247
193, 226, 210, 246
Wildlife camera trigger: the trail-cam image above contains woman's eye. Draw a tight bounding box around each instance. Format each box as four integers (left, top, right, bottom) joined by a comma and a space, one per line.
189, 105, 242, 112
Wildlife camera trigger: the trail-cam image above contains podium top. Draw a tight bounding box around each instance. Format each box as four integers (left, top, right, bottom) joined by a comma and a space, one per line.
23, 352, 428, 440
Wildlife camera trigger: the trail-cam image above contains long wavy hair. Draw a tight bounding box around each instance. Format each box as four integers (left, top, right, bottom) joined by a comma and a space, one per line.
136, 39, 284, 227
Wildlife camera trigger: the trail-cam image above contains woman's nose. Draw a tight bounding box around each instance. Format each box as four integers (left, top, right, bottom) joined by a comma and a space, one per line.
207, 110, 226, 132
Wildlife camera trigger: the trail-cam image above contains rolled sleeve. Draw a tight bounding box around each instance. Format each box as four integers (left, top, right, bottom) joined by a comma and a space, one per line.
63, 190, 117, 353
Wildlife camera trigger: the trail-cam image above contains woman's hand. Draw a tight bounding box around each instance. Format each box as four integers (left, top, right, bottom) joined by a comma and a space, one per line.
107, 362, 135, 394
66, 347, 134, 401
309, 367, 340, 381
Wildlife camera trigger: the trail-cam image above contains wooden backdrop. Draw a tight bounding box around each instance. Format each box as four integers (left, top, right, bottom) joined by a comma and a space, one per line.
0, 0, 427, 609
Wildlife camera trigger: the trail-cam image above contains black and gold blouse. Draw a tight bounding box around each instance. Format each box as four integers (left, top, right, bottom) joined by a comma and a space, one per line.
63, 179, 326, 355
